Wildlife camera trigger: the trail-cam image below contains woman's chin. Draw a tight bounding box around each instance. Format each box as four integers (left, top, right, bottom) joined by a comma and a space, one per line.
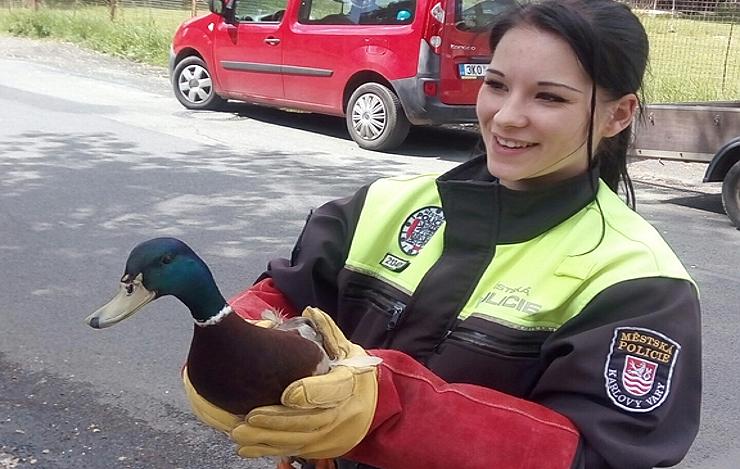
487, 158, 526, 183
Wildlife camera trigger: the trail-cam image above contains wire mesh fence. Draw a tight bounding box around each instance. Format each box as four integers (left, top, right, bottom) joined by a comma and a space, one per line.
630, 0, 739, 102
0, 0, 738, 102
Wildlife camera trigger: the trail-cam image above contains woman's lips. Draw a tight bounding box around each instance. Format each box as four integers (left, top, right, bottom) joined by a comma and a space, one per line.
493, 135, 538, 154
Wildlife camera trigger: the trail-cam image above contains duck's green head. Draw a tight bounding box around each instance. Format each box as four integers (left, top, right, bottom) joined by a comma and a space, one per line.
86, 237, 225, 329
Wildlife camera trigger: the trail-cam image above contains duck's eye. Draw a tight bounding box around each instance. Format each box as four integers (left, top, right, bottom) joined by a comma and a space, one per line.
161, 254, 173, 265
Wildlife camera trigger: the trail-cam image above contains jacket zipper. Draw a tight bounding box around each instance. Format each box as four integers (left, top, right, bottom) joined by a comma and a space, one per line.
444, 327, 541, 358
344, 285, 407, 331
386, 303, 406, 330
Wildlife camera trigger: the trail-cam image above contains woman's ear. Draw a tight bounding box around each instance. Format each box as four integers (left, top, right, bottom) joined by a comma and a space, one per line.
602, 94, 638, 138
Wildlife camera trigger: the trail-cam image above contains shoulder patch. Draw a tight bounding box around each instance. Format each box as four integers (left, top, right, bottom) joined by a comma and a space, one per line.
398, 206, 445, 256
604, 327, 681, 413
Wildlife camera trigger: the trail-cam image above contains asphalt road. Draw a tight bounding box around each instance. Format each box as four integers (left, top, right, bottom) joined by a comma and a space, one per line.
1, 37, 739, 469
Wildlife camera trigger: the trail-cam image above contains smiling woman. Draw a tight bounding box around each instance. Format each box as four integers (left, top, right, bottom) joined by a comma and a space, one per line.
476, 25, 638, 191
180, 2, 702, 469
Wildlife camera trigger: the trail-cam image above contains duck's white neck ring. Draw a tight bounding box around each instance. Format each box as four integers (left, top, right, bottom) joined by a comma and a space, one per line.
194, 305, 233, 327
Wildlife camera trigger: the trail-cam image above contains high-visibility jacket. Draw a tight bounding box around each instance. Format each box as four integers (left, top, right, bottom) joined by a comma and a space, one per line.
256, 155, 701, 469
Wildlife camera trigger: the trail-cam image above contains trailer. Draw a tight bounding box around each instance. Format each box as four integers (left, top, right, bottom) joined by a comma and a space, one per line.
630, 101, 740, 228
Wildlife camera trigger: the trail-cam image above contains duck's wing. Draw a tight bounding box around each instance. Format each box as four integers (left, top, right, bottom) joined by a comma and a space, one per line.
276, 316, 323, 345
277, 316, 382, 370
273, 316, 332, 375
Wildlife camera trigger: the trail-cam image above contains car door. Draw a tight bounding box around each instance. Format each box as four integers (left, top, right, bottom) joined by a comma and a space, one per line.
212, 0, 289, 100
281, 0, 417, 113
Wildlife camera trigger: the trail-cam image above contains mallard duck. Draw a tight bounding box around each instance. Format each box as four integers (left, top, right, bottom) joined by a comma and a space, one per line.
85, 237, 355, 469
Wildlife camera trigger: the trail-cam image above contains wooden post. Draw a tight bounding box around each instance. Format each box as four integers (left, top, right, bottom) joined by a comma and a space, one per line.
191, 0, 197, 17
110, 0, 117, 21
721, 22, 734, 93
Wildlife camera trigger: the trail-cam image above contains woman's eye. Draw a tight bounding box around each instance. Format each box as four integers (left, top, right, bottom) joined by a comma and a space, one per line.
537, 93, 567, 103
484, 79, 506, 91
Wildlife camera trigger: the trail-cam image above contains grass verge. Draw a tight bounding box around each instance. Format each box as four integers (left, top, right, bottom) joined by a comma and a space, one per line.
0, 6, 185, 65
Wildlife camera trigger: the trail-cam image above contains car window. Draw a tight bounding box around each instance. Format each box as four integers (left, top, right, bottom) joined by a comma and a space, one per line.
299, 0, 416, 25
456, 0, 516, 31
234, 0, 289, 22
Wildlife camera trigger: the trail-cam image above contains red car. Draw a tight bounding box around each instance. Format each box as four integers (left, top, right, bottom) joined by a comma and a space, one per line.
169, 0, 514, 150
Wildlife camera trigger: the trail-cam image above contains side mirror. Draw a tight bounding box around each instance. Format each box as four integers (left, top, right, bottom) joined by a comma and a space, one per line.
208, 0, 223, 14
209, 0, 237, 23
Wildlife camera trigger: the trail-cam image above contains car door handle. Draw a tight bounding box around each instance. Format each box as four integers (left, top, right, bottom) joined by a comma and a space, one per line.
264, 37, 280, 45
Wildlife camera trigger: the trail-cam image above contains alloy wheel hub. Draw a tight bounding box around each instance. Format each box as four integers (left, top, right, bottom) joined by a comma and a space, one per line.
352, 94, 386, 140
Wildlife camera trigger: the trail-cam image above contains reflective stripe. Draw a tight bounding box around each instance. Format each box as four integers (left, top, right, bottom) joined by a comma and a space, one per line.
347, 178, 695, 330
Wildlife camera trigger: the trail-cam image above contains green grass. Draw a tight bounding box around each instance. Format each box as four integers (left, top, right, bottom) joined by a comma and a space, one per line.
637, 13, 740, 102
0, 5, 738, 102
0, 5, 191, 65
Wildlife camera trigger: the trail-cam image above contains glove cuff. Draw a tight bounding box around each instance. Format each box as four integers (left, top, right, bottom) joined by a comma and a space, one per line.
346, 350, 580, 469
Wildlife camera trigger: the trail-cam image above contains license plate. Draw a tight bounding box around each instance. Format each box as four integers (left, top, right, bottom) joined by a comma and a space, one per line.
459, 63, 487, 79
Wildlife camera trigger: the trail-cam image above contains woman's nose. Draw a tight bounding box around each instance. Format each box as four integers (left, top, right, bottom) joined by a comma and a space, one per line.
493, 97, 528, 128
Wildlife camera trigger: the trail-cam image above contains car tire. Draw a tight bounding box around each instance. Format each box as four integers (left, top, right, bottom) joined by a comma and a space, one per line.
172, 56, 226, 110
721, 159, 740, 229
346, 83, 410, 151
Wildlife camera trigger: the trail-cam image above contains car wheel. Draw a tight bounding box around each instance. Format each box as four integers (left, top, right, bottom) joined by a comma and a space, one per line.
346, 83, 410, 151
721, 159, 740, 229
172, 56, 225, 110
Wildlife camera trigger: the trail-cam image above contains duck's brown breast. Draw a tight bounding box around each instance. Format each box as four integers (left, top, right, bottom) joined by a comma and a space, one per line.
186, 313, 325, 415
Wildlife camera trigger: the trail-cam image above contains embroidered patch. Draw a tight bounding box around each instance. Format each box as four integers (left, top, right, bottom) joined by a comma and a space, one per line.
380, 253, 410, 272
398, 206, 445, 256
604, 327, 680, 413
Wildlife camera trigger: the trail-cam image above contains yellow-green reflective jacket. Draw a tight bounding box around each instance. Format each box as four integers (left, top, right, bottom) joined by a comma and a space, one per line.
265, 156, 700, 467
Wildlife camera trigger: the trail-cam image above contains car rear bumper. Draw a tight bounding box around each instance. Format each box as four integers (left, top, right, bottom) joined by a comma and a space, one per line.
393, 76, 478, 126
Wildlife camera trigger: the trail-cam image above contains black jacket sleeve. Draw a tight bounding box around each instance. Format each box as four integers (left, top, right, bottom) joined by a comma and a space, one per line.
260, 185, 369, 315
531, 277, 701, 469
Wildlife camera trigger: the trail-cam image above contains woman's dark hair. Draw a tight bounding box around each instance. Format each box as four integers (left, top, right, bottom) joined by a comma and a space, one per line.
488, 0, 649, 208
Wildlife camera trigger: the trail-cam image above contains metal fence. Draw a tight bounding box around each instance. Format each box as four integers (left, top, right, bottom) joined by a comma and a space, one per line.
629, 0, 739, 102
1, 0, 738, 102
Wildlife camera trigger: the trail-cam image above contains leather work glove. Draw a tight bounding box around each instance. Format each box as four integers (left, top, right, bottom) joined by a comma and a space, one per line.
230, 307, 379, 460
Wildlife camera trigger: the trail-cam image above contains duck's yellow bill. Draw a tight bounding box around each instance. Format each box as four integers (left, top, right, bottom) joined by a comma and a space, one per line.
85, 273, 156, 329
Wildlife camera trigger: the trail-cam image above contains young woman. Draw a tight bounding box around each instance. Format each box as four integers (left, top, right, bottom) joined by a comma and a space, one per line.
185, 1, 701, 467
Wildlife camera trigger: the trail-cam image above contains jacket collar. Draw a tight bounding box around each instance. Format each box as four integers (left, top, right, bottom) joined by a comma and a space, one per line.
436, 155, 599, 244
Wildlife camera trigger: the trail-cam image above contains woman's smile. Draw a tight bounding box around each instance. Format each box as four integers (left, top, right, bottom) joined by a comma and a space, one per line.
494, 135, 538, 150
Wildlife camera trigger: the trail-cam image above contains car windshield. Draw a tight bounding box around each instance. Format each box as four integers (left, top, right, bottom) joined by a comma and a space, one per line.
455, 0, 517, 31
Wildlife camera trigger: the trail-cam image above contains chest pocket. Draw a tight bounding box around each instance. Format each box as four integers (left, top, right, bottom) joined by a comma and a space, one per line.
338, 281, 408, 349
426, 315, 550, 397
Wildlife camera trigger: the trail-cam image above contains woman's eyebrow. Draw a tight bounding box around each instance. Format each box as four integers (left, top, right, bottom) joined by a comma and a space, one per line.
487, 68, 583, 94
537, 81, 584, 93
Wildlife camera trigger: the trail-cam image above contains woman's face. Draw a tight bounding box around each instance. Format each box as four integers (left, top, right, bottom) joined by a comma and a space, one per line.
477, 26, 614, 190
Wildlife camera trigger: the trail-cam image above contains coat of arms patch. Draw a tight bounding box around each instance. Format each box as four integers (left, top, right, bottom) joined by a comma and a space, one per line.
604, 327, 681, 413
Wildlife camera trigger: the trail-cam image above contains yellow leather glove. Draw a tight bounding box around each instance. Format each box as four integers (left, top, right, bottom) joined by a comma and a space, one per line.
230, 307, 379, 460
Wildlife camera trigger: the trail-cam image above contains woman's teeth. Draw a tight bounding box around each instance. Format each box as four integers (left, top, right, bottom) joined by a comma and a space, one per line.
496, 137, 535, 149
